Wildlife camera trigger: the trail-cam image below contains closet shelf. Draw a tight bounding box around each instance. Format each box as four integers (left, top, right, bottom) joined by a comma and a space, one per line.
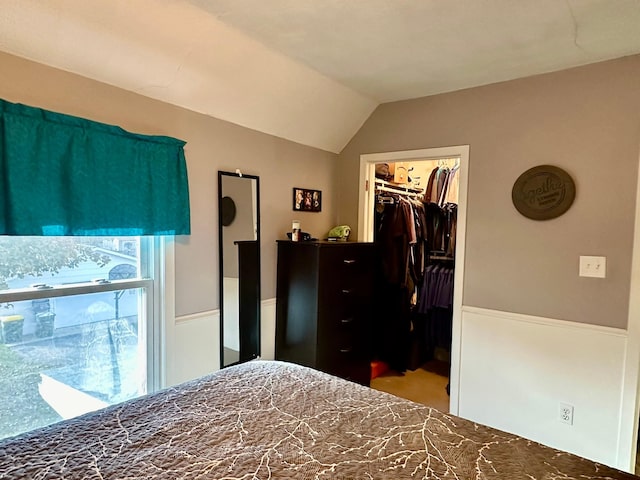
374, 179, 423, 196
429, 254, 455, 261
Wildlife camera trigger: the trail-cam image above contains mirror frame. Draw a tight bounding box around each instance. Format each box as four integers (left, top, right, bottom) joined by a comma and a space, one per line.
218, 170, 261, 368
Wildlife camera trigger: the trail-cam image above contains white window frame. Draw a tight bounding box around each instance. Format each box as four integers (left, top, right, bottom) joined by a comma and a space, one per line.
0, 236, 165, 395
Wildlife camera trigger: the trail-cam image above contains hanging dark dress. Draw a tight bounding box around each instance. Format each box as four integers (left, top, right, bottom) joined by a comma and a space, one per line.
373, 199, 413, 372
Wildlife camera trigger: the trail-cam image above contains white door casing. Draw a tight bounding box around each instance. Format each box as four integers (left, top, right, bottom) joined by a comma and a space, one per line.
358, 145, 469, 414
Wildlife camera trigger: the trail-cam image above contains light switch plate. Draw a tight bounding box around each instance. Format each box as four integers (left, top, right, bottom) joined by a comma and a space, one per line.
579, 256, 606, 278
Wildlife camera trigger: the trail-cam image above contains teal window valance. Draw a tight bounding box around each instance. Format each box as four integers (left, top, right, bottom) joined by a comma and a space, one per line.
0, 99, 190, 236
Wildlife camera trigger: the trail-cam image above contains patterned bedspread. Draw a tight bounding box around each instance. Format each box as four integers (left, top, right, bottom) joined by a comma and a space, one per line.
0, 360, 636, 479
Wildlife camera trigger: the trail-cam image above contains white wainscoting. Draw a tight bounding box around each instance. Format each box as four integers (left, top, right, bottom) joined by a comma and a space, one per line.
223, 277, 240, 351
458, 306, 628, 469
169, 298, 277, 386
171, 310, 220, 385
260, 298, 277, 361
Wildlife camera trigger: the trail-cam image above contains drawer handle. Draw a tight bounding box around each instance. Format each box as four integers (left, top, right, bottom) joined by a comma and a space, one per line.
340, 347, 352, 353
343, 259, 357, 265
341, 318, 353, 324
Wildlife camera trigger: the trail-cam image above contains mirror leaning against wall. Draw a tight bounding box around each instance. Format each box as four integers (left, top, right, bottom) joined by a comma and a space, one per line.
218, 171, 261, 368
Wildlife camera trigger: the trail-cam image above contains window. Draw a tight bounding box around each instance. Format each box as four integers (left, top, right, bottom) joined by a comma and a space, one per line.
0, 236, 161, 440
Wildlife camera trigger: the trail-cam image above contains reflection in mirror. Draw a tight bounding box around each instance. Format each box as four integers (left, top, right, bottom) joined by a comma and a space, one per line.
218, 171, 260, 368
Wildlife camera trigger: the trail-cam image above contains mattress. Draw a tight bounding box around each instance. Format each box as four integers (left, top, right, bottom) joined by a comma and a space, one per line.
0, 360, 636, 479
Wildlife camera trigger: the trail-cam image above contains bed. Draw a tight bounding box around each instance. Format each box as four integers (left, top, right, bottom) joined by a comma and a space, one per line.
0, 360, 636, 479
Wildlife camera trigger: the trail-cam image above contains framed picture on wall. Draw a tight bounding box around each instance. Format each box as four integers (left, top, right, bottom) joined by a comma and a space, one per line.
293, 188, 322, 212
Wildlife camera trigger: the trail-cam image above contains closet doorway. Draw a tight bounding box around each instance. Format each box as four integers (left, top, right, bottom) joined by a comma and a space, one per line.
357, 146, 469, 416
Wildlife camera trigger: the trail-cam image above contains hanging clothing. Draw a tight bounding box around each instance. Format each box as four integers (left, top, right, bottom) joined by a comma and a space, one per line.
373, 177, 458, 372
424, 166, 450, 205
417, 264, 455, 313
444, 165, 460, 205
424, 164, 460, 207
374, 192, 426, 371
443, 203, 458, 257
375, 198, 411, 287
424, 168, 438, 204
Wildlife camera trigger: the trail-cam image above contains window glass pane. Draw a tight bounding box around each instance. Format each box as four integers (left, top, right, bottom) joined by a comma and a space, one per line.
0, 237, 140, 290
0, 288, 146, 440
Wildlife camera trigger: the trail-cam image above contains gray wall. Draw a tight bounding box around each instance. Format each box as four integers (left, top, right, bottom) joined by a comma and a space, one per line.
338, 55, 640, 329
0, 51, 339, 316
221, 175, 256, 278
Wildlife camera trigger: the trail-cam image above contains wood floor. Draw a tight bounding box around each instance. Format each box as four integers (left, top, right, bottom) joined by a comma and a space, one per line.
370, 360, 450, 413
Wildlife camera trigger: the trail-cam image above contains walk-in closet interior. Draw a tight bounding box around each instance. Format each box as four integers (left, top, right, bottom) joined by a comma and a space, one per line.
369, 159, 460, 412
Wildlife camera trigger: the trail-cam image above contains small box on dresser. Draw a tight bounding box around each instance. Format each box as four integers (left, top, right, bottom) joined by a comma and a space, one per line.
275, 240, 376, 386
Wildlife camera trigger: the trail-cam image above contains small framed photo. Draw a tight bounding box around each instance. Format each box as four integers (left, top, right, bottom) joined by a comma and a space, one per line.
293, 188, 322, 212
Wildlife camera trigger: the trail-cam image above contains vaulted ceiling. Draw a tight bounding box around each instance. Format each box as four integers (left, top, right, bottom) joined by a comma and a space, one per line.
2, 0, 640, 153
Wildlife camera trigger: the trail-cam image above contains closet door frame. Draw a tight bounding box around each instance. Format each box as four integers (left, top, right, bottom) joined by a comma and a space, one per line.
358, 145, 469, 415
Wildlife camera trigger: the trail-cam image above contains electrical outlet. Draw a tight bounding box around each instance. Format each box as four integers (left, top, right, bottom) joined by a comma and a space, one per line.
559, 403, 574, 425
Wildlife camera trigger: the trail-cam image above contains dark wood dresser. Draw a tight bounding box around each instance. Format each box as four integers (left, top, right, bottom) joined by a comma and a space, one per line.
275, 240, 376, 385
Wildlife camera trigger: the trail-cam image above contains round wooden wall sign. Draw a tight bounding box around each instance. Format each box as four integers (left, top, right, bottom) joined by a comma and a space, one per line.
511, 165, 575, 220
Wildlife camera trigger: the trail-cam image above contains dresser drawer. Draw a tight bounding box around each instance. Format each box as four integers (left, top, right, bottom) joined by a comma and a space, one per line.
317, 310, 369, 346
318, 341, 371, 386
319, 246, 374, 280
317, 317, 371, 371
